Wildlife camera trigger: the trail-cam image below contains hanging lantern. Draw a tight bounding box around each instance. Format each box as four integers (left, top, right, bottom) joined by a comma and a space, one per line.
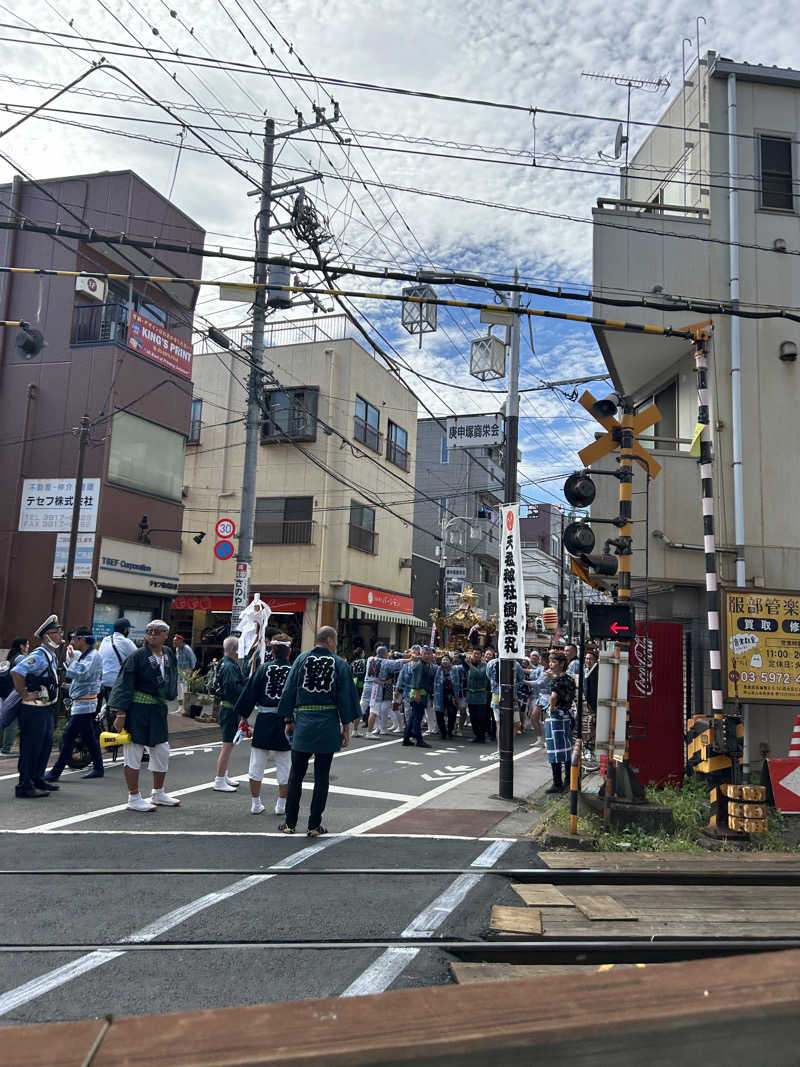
401, 284, 437, 348
469, 333, 506, 382
541, 606, 559, 632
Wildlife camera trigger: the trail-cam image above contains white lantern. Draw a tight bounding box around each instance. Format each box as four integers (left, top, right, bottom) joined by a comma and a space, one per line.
470, 333, 506, 382
401, 284, 437, 347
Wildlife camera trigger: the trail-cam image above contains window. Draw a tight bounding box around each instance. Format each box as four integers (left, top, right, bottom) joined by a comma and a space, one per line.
354, 395, 380, 451
386, 421, 409, 470
441, 436, 449, 464
551, 535, 560, 559
261, 387, 318, 442
349, 500, 377, 553
636, 380, 678, 449
107, 411, 185, 502
188, 398, 202, 445
760, 135, 794, 211
254, 497, 313, 544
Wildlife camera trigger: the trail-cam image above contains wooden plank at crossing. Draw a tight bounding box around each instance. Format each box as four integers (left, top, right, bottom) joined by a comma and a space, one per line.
489, 906, 543, 937
572, 895, 638, 921
511, 883, 573, 907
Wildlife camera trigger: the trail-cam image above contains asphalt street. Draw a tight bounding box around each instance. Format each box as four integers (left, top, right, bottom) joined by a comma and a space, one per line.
0, 718, 551, 1026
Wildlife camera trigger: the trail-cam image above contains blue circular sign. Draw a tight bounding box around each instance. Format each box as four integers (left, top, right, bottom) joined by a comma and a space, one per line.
214, 539, 235, 560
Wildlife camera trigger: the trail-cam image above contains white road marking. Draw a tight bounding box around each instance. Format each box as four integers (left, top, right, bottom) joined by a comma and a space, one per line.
0, 739, 223, 782
394, 760, 421, 766
347, 744, 542, 836
259, 779, 414, 803
20, 738, 405, 833
2, 829, 515, 841
420, 770, 465, 782
0, 837, 342, 1017
339, 838, 513, 997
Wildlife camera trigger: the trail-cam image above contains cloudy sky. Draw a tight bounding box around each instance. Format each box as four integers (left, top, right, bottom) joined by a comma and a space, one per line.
0, 0, 794, 506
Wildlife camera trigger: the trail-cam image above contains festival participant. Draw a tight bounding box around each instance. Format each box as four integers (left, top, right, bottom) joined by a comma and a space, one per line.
544, 649, 576, 794
402, 646, 436, 747
451, 651, 468, 734
369, 650, 403, 735
526, 651, 545, 739
109, 620, 180, 813
432, 654, 458, 740
235, 633, 293, 815
277, 626, 360, 836
212, 636, 245, 793
365, 646, 389, 737
466, 648, 492, 743
395, 646, 420, 725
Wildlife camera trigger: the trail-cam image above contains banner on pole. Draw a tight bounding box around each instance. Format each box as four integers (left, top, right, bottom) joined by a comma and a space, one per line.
499, 504, 526, 659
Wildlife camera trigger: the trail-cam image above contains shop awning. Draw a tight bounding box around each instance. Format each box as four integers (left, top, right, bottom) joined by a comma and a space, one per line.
337, 602, 428, 628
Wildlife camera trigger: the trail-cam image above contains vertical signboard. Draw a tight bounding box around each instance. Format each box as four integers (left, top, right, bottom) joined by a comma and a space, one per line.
724, 587, 800, 704
231, 561, 250, 630
499, 504, 526, 659
628, 621, 685, 787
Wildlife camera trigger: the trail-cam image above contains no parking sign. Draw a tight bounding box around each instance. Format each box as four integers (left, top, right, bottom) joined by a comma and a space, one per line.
214, 540, 234, 560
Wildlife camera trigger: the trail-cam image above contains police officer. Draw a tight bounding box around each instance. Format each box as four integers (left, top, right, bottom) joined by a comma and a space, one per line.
11, 614, 63, 798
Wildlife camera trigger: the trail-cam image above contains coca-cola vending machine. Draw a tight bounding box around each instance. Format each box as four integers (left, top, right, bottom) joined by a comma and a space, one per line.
627, 621, 685, 787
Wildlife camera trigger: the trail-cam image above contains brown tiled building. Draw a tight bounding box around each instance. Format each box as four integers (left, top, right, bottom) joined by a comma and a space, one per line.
0, 170, 204, 644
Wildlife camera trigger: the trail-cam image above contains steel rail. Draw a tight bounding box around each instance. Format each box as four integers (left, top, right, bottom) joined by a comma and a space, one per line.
3, 867, 800, 885
3, 938, 800, 964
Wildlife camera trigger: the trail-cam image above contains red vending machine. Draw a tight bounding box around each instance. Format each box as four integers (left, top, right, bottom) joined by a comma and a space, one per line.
627, 621, 685, 787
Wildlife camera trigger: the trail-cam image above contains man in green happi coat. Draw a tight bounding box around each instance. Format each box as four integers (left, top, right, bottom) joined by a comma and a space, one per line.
276, 625, 360, 837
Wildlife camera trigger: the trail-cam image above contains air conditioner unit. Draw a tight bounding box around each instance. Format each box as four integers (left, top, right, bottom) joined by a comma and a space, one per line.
75, 276, 107, 302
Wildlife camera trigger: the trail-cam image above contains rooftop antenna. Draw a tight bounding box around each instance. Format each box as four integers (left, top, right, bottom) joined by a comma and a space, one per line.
581, 71, 670, 198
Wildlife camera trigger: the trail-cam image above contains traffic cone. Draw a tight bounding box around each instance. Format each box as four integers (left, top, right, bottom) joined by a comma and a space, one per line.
789, 714, 800, 758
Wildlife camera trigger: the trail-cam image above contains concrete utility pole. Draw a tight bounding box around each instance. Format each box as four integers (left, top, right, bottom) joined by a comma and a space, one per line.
231, 118, 275, 632
61, 413, 91, 635
498, 271, 521, 801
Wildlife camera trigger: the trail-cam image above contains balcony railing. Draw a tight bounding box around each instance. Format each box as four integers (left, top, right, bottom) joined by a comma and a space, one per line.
386, 439, 410, 471
254, 519, 316, 546
354, 416, 382, 453
348, 523, 378, 554
71, 302, 129, 345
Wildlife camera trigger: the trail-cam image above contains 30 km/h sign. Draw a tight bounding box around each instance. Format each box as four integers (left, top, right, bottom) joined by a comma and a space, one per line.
214, 539, 235, 560
215, 518, 236, 539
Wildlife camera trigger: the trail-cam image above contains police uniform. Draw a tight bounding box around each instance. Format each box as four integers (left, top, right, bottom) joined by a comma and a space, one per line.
12, 615, 61, 798
276, 644, 360, 833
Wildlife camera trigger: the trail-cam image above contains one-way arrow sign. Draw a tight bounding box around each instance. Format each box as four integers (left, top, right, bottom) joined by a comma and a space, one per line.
767, 758, 800, 813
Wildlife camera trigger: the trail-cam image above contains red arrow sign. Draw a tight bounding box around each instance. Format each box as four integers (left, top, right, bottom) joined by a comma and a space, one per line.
610, 621, 630, 635
767, 758, 800, 813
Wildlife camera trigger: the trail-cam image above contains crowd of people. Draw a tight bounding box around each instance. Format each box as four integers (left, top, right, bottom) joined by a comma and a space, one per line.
0, 612, 599, 823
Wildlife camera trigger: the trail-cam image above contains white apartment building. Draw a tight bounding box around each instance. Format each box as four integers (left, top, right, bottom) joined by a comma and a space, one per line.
177, 316, 426, 660
590, 52, 800, 760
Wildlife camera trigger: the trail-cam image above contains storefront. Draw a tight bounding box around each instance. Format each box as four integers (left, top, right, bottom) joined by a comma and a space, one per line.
92, 537, 180, 641
336, 584, 428, 656
170, 593, 307, 667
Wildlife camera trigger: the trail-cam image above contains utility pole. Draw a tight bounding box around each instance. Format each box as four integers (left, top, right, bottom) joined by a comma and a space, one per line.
498, 270, 521, 801
231, 118, 275, 633
61, 413, 91, 635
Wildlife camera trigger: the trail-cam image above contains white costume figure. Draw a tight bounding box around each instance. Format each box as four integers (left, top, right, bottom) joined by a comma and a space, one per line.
237, 594, 272, 673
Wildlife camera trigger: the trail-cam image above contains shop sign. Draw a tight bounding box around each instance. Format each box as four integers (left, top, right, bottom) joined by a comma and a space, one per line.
445, 414, 502, 449
52, 533, 95, 578
97, 537, 180, 594
171, 594, 306, 613
126, 311, 193, 380
19, 478, 100, 532
724, 587, 800, 704
348, 584, 414, 615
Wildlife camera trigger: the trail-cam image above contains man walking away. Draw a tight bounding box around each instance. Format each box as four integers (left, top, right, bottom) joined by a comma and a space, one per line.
235, 633, 293, 815
277, 626, 360, 836
402, 646, 436, 748
212, 636, 245, 792
466, 648, 492, 743
45, 626, 104, 781
109, 620, 180, 812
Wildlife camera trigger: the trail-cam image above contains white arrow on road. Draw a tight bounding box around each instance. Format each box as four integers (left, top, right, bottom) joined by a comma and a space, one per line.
423, 748, 458, 756
444, 765, 472, 773
779, 764, 800, 796
421, 768, 466, 781
479, 751, 500, 761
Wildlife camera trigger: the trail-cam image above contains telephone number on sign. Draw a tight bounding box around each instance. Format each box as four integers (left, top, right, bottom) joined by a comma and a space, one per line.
736, 671, 800, 685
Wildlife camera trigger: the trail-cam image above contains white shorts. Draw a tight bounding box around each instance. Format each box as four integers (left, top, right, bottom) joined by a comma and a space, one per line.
360, 687, 374, 715
124, 742, 169, 773
249, 747, 291, 784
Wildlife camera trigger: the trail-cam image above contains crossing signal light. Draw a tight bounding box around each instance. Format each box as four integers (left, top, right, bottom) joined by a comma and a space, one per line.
563, 521, 595, 555
15, 323, 45, 360
563, 472, 596, 508
579, 554, 619, 577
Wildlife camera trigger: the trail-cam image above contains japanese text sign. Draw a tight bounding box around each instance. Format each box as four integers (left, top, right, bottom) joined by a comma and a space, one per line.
499, 504, 526, 660
19, 478, 100, 532
126, 311, 193, 381
725, 588, 800, 703
445, 414, 502, 449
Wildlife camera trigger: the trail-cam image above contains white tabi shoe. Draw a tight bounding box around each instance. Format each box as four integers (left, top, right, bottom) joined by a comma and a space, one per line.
150, 789, 181, 806
274, 796, 286, 815
251, 798, 265, 815
127, 793, 156, 813
213, 777, 238, 792
366, 730, 381, 738
224, 775, 240, 788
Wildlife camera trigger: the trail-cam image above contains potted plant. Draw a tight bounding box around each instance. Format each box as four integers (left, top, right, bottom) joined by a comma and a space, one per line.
182, 669, 216, 720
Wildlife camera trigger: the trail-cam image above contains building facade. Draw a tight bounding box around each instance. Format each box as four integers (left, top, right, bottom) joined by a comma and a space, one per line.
411, 418, 504, 636
591, 52, 800, 761
178, 319, 424, 660
0, 170, 203, 645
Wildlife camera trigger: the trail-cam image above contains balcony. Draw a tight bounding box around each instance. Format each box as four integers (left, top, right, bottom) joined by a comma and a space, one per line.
71, 302, 129, 345
253, 519, 316, 546
348, 523, 378, 554
386, 438, 410, 471
354, 416, 382, 453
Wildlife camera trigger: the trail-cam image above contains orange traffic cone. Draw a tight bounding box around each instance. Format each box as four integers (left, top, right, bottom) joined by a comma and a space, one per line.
789, 713, 800, 758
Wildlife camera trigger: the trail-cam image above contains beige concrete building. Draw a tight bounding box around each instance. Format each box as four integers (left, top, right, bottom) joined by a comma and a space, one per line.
177, 316, 425, 661
590, 52, 800, 762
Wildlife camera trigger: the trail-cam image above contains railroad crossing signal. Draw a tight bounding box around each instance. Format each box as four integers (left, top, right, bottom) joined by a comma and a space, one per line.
587, 603, 635, 640
576, 391, 662, 478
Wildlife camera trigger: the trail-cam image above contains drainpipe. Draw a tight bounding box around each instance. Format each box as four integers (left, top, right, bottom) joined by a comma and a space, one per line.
315, 347, 336, 631
728, 74, 746, 587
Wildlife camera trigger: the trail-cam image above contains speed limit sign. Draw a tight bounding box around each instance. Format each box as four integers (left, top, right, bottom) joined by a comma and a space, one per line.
215, 517, 236, 539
